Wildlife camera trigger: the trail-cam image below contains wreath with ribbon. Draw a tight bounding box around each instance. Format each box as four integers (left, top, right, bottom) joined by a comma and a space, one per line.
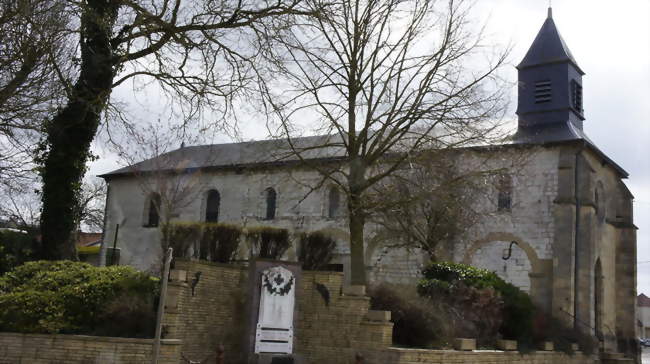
262, 269, 295, 296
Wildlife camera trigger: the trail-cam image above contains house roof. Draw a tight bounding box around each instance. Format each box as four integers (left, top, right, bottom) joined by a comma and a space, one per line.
638, 294, 650, 307
517, 7, 584, 74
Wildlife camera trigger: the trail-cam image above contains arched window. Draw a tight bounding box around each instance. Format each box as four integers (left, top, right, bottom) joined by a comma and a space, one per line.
497, 175, 512, 212
328, 186, 340, 218
265, 187, 277, 220
145, 193, 161, 227
205, 189, 220, 223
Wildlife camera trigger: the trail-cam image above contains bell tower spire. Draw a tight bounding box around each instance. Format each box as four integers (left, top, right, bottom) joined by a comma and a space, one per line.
514, 8, 586, 143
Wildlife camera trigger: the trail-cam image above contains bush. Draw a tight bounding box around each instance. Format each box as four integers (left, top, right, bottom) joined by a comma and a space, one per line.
417, 278, 503, 346
161, 222, 202, 258
532, 313, 597, 355
246, 227, 291, 260
0, 261, 159, 337
418, 261, 535, 344
202, 223, 242, 263
0, 230, 40, 275
298, 231, 336, 270
369, 284, 452, 348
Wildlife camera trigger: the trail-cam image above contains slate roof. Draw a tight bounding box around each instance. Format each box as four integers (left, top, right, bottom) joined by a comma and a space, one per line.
517, 8, 584, 75
99, 135, 347, 178
99, 130, 629, 179
511, 122, 628, 177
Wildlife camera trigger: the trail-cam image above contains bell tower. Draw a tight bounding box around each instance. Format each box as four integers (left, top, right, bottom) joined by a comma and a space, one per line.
514, 7, 586, 142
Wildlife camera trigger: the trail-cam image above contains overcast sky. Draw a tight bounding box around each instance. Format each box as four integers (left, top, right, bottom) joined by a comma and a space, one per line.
91, 0, 650, 294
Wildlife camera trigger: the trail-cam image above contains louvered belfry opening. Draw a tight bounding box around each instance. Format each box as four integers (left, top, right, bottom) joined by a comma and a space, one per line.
534, 80, 552, 104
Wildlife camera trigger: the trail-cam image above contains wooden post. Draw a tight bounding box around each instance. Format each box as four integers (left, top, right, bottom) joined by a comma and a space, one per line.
152, 247, 173, 364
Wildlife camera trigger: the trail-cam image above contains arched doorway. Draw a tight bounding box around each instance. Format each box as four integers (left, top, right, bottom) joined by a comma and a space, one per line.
463, 232, 542, 295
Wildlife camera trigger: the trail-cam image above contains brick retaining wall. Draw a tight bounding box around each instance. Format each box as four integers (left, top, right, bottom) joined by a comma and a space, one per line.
361, 348, 597, 364
163, 259, 596, 364
0, 332, 181, 364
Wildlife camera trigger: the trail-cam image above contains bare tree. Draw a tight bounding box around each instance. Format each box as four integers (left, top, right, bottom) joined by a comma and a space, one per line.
370, 149, 523, 262
262, 0, 509, 284
31, 0, 314, 259
108, 124, 208, 269
74, 178, 107, 233
0, 0, 70, 185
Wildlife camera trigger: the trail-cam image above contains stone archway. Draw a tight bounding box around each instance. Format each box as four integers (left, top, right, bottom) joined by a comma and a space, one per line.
462, 232, 551, 311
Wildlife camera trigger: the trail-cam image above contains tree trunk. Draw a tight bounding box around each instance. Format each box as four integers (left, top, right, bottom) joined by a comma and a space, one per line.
348, 157, 367, 285
39, 0, 118, 260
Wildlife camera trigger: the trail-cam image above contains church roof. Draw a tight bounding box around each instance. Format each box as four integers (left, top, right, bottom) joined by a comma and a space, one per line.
517, 8, 584, 75
99, 135, 347, 178
512, 123, 628, 178
99, 130, 629, 179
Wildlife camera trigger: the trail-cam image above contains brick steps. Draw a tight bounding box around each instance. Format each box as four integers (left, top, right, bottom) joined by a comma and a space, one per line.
601, 351, 633, 364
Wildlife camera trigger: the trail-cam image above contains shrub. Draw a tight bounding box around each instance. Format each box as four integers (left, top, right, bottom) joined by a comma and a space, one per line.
161, 222, 202, 258
0, 261, 159, 337
246, 227, 291, 260
298, 231, 336, 270
369, 284, 452, 348
533, 313, 597, 355
417, 278, 503, 346
202, 223, 242, 263
418, 261, 535, 344
0, 230, 40, 275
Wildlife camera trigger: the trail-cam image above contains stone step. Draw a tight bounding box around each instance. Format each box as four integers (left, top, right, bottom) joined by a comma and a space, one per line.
602, 352, 625, 360
602, 359, 634, 364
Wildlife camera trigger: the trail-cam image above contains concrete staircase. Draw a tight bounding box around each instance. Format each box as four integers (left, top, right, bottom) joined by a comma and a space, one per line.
601, 352, 634, 364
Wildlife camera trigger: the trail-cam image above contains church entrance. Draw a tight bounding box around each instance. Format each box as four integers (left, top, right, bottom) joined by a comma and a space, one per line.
469, 240, 532, 293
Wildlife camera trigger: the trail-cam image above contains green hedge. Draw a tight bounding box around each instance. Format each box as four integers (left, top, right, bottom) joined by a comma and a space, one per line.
0, 261, 159, 337
0, 230, 40, 275
246, 226, 290, 259
418, 262, 535, 343
298, 231, 336, 270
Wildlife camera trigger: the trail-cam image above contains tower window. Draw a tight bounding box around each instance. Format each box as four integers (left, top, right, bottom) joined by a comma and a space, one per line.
497, 175, 512, 212
264, 187, 277, 220
534, 80, 552, 103
571, 80, 583, 112
205, 189, 220, 223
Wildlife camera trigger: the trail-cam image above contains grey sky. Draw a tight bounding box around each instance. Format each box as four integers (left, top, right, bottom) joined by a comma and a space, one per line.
90, 0, 650, 294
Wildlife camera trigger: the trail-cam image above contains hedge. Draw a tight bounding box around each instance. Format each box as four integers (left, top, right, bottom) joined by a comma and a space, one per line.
0, 261, 159, 337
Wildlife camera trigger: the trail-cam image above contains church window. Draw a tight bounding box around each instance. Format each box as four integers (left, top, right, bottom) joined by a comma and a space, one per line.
328, 186, 340, 218
534, 80, 552, 103
265, 187, 277, 220
205, 189, 220, 222
571, 80, 583, 112
145, 193, 161, 227
497, 175, 512, 212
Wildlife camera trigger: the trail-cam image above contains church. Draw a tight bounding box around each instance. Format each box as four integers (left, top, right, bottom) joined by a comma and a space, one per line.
99, 8, 637, 355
